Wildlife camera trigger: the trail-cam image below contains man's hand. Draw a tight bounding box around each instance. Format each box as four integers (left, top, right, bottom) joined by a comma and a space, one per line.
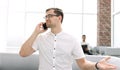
97, 57, 117, 70
34, 22, 48, 35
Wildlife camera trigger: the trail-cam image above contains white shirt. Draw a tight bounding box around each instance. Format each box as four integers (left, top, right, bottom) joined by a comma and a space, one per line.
32, 31, 85, 70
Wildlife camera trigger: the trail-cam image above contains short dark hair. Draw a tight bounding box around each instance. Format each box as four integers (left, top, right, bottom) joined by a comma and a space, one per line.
46, 8, 64, 23
82, 35, 86, 37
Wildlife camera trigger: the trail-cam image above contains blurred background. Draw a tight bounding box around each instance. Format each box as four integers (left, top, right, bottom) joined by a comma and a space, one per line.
1, 0, 120, 70
0, 0, 120, 53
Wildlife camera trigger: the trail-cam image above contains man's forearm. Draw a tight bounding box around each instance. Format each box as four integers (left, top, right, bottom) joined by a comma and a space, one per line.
76, 58, 97, 70
19, 32, 39, 57
82, 61, 96, 70
23, 32, 39, 47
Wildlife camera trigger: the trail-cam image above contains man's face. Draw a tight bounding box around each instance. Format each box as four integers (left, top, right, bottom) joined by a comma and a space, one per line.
45, 10, 59, 28
82, 36, 86, 40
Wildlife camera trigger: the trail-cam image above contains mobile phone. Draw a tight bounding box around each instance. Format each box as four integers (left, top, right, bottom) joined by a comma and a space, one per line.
43, 23, 48, 30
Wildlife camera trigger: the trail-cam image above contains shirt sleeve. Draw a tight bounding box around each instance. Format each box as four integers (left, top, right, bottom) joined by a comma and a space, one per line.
72, 39, 85, 59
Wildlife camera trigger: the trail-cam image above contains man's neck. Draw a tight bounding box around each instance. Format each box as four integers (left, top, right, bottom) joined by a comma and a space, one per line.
51, 26, 62, 35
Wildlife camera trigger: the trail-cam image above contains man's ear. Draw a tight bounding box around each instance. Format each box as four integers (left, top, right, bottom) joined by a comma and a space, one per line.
58, 16, 62, 21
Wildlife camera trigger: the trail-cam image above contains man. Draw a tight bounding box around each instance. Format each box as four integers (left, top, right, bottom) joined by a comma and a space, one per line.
19, 8, 116, 70
81, 35, 93, 55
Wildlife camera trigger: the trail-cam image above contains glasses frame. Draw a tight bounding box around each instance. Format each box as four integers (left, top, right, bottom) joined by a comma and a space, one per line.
44, 14, 58, 19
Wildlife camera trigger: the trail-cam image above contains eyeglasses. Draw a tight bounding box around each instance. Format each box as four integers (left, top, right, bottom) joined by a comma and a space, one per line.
44, 14, 58, 19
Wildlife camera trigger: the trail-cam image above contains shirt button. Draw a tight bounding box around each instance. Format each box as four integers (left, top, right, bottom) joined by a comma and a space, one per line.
53, 66, 55, 68
53, 57, 55, 59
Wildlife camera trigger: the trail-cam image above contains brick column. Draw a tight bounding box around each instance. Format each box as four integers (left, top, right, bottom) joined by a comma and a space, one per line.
97, 0, 111, 46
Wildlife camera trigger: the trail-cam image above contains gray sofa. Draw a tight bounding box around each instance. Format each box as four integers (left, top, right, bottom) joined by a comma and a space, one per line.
0, 53, 39, 70
92, 47, 120, 57
0, 53, 120, 70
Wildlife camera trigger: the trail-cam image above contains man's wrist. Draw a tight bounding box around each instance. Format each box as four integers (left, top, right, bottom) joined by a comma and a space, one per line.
95, 62, 99, 70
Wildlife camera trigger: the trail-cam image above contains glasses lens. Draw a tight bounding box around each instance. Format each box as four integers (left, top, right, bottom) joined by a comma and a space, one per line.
44, 14, 58, 19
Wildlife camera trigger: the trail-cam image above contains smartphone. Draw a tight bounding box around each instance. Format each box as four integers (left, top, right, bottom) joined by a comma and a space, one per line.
43, 23, 48, 30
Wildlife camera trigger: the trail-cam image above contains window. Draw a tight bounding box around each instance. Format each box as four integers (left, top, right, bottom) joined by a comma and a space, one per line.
112, 0, 120, 47
0, 0, 97, 49
0, 0, 8, 51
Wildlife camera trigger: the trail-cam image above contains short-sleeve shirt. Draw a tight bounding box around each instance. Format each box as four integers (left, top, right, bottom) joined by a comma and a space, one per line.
32, 31, 85, 70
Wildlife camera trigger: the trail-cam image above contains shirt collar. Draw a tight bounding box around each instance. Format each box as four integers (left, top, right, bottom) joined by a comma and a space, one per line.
48, 31, 64, 36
